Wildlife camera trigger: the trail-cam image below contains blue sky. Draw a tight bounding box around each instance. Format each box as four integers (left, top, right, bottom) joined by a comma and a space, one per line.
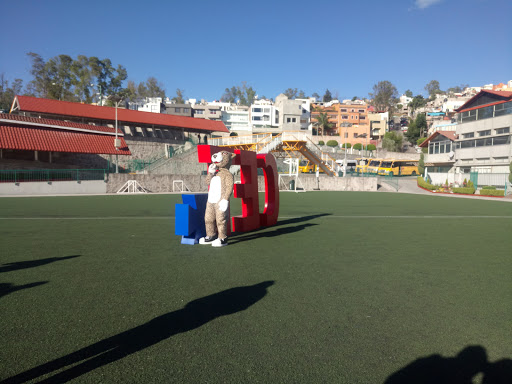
2, 0, 511, 101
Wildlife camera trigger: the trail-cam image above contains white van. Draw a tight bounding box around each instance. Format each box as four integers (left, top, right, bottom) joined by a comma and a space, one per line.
335, 159, 357, 173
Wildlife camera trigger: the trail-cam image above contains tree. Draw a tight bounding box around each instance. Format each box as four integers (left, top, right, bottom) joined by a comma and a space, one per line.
419, 152, 425, 176
314, 112, 332, 135
220, 82, 256, 106
297, 90, 306, 99
326, 140, 338, 147
446, 84, 469, 95
409, 95, 427, 113
382, 131, 403, 152
352, 96, 358, 101
405, 89, 413, 98
405, 113, 427, 143
172, 88, 185, 104
369, 81, 398, 112
26, 53, 128, 103
283, 88, 298, 99
311, 92, 320, 101
425, 80, 442, 99
322, 89, 332, 102
0, 74, 24, 111
145, 77, 166, 99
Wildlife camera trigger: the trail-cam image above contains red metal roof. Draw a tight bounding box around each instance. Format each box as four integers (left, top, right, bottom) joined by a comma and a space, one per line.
13, 95, 229, 133
0, 118, 131, 155
455, 90, 512, 113
0, 113, 123, 135
419, 131, 457, 147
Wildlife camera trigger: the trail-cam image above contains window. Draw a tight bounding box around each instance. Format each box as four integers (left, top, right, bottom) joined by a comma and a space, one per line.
175, 107, 181, 113
341, 109, 347, 112
478, 106, 493, 119
252, 116, 261, 121
493, 135, 511, 145
460, 140, 474, 148
358, 109, 365, 113
360, 116, 365, 120
194, 110, 204, 115
183, 108, 190, 113
495, 127, 510, 135
344, 133, 348, 138
353, 133, 358, 138
460, 110, 477, 123
462, 132, 474, 139
342, 115, 348, 119
478, 130, 491, 137
252, 108, 262, 113
264, 108, 270, 113
210, 110, 218, 114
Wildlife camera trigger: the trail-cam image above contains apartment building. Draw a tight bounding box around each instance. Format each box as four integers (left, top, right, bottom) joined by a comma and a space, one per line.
164, 101, 192, 117
221, 105, 251, 134
128, 97, 164, 113
191, 100, 222, 121
368, 112, 388, 140
250, 99, 279, 133
274, 94, 311, 132
312, 102, 370, 144
454, 90, 512, 174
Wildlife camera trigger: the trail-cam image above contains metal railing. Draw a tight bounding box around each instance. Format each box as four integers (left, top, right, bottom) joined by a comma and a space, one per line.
0, 169, 107, 183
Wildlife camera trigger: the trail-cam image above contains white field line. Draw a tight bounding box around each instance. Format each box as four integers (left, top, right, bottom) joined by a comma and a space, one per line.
1, 215, 512, 220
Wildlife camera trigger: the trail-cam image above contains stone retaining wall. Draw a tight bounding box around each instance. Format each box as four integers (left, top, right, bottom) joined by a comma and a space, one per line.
107, 173, 377, 193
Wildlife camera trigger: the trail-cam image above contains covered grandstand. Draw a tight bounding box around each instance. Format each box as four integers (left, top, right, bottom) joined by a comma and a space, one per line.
10, 95, 228, 139
0, 113, 131, 168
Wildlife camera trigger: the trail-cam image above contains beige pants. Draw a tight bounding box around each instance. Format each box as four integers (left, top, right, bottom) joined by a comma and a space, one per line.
205, 202, 229, 239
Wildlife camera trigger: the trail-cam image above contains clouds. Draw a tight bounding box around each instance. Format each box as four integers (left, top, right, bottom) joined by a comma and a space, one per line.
415, 0, 443, 9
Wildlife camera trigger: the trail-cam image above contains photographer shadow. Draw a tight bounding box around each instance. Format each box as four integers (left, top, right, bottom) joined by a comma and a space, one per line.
2, 281, 274, 384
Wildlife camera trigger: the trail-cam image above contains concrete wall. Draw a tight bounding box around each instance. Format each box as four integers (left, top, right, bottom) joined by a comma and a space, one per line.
107, 173, 377, 193
0, 180, 107, 195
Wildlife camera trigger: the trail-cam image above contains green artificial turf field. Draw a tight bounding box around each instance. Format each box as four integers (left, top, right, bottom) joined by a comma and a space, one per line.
1, 192, 511, 383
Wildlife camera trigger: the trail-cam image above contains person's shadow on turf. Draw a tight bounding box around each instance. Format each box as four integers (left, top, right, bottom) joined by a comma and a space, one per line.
384, 345, 512, 384
2, 280, 275, 384
0, 255, 80, 273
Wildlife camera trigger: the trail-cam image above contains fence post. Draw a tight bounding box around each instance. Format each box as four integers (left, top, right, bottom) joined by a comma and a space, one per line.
47, 170, 50, 183
76, 169, 80, 182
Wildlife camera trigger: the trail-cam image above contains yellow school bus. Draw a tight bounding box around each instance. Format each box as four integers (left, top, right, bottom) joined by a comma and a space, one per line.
299, 160, 324, 173
355, 158, 371, 174
377, 159, 419, 176
366, 159, 383, 174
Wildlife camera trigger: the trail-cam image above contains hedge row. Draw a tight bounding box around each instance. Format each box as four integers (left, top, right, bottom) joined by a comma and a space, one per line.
417, 176, 436, 190
452, 187, 476, 194
479, 189, 504, 197
481, 185, 497, 190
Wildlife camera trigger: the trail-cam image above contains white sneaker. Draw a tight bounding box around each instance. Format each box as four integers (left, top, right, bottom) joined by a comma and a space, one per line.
199, 236, 216, 245
212, 238, 228, 247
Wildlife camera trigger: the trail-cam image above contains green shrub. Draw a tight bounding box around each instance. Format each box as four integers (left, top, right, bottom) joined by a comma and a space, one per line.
326, 140, 339, 147
366, 144, 376, 151
417, 176, 436, 190
318, 141, 325, 146
452, 187, 475, 194
467, 180, 474, 189
479, 189, 504, 197
481, 185, 496, 190
340, 143, 351, 149
353, 143, 363, 150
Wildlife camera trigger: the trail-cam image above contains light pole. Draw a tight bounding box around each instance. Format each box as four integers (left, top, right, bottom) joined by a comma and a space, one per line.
109, 95, 123, 173
343, 124, 348, 177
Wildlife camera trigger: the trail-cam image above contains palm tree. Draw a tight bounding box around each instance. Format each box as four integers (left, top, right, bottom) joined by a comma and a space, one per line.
314, 112, 332, 136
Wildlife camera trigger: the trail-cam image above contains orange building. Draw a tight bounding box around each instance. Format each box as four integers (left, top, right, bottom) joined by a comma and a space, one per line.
311, 103, 370, 145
